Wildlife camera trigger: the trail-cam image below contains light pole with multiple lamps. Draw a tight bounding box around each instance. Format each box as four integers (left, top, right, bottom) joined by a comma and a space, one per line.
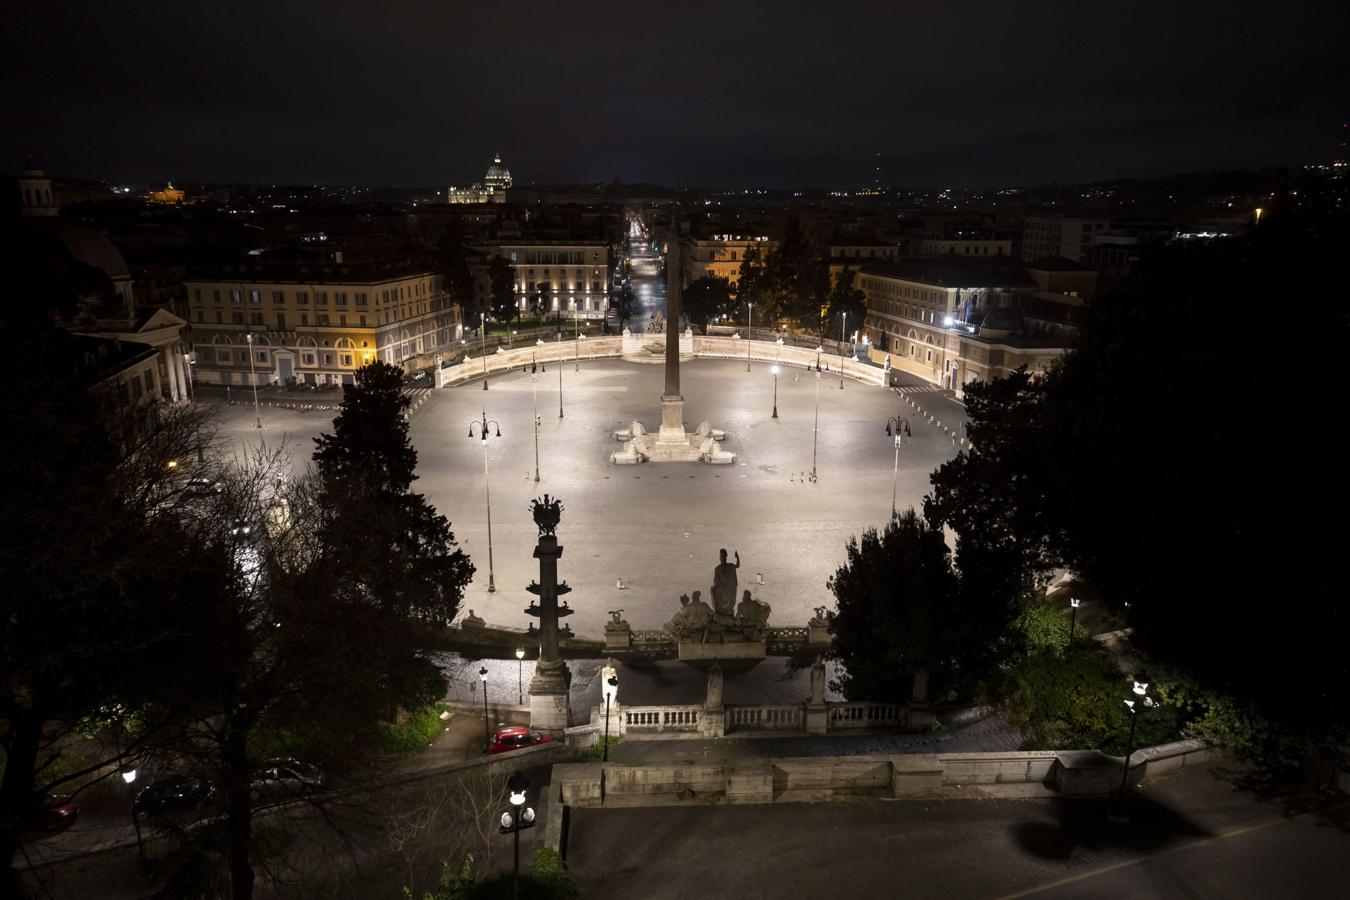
1110, 676, 1153, 822
244, 333, 263, 429
885, 416, 913, 517
602, 674, 619, 762
478, 666, 491, 753
530, 350, 542, 483
499, 772, 537, 899
1069, 597, 1081, 644
810, 368, 821, 483
120, 764, 144, 857
771, 365, 780, 419
468, 409, 502, 592
515, 646, 525, 706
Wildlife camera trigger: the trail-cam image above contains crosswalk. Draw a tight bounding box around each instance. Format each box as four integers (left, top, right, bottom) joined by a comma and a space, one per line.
894, 384, 948, 395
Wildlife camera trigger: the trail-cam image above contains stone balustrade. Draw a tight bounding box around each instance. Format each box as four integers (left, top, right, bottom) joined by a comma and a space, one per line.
436, 334, 883, 389
727, 705, 805, 732
622, 705, 703, 733
827, 702, 906, 729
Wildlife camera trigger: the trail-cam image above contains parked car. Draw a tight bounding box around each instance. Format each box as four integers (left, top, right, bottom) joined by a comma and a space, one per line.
251, 759, 324, 800
29, 794, 79, 833
133, 775, 217, 821
489, 726, 553, 755
181, 474, 222, 499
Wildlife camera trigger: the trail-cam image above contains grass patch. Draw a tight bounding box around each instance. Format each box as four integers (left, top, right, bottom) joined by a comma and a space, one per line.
376, 704, 451, 754
574, 736, 620, 761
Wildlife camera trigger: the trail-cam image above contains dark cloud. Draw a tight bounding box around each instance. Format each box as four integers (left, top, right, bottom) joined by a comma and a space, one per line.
4, 0, 1347, 187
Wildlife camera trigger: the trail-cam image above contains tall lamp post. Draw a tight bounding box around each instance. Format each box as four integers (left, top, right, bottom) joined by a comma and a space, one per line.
1069, 597, 1082, 644
839, 311, 848, 389
810, 368, 821, 483
558, 342, 564, 419
746, 302, 754, 371
499, 772, 537, 899
478, 666, 491, 753
515, 646, 525, 705
468, 409, 502, 592
531, 349, 542, 483
602, 674, 619, 762
885, 416, 913, 517
771, 365, 780, 419
120, 764, 144, 858
1111, 676, 1153, 822
574, 305, 581, 372
480, 312, 489, 390
244, 333, 263, 429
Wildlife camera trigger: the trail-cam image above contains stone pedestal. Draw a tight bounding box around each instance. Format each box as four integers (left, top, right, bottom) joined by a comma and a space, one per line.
805, 655, 829, 734
604, 622, 631, 650
529, 658, 571, 733
808, 620, 831, 645
657, 394, 686, 444
702, 665, 726, 737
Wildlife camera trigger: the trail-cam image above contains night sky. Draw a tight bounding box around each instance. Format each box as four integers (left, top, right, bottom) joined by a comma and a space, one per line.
5, 1, 1347, 189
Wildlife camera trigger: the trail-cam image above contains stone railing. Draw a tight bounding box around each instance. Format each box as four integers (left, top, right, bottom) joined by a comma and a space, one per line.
436, 334, 883, 389
622, 705, 703, 734
827, 702, 906, 729
727, 705, 805, 732
630, 630, 674, 644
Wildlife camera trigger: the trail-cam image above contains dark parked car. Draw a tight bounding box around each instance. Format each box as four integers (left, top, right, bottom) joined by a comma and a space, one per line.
29, 794, 78, 832
133, 776, 217, 821
489, 726, 553, 755
251, 759, 324, 800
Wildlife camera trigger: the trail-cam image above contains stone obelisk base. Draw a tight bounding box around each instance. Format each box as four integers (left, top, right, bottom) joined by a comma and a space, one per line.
528, 658, 572, 733
657, 394, 686, 444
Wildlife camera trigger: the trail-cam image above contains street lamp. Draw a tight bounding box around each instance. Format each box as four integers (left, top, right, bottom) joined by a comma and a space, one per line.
1112, 676, 1154, 822
530, 356, 541, 483
468, 409, 502, 592
810, 369, 821, 483
839, 311, 847, 389
515, 647, 525, 706
771, 365, 780, 419
574, 305, 581, 372
1069, 597, 1082, 644
746, 302, 754, 371
120, 764, 144, 857
885, 416, 912, 517
245, 333, 262, 429
480, 312, 489, 390
499, 771, 537, 898
479, 666, 491, 753
602, 674, 619, 762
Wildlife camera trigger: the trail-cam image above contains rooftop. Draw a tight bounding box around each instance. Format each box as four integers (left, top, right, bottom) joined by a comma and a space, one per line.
860, 257, 1037, 289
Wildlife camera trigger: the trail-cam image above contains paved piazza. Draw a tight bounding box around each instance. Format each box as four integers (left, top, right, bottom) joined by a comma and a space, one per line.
209, 357, 959, 637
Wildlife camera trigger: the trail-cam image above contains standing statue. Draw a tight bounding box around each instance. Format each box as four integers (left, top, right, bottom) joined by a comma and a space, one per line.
710, 549, 740, 617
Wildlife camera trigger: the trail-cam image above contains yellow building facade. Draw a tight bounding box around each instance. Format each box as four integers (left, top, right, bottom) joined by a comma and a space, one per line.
185, 263, 461, 386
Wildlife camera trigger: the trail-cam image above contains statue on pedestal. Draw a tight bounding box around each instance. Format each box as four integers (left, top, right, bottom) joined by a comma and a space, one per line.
710, 549, 740, 617
735, 589, 771, 639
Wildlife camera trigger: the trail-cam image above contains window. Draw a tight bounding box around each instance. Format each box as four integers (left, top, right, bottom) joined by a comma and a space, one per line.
249, 290, 261, 303
359, 315, 367, 325
272, 291, 284, 303
216, 349, 231, 363
215, 311, 223, 324
340, 354, 352, 367
302, 353, 314, 365
193, 310, 202, 323
296, 291, 309, 305
231, 289, 242, 303
336, 292, 348, 306
318, 314, 330, 326
276, 313, 287, 329
323, 353, 333, 366
356, 292, 367, 306
339, 314, 347, 326
231, 312, 244, 325
194, 289, 202, 303
300, 312, 309, 326
926, 349, 933, 362
213, 289, 222, 303
250, 312, 262, 325
257, 351, 267, 362
316, 292, 328, 305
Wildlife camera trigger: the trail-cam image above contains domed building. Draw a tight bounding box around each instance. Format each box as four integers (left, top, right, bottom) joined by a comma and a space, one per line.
446, 152, 511, 204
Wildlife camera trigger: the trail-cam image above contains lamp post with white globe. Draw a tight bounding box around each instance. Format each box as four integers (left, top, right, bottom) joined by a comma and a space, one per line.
499, 772, 537, 899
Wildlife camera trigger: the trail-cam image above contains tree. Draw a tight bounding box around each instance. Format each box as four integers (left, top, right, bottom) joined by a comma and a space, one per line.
487, 255, 516, 327
826, 267, 866, 339
146, 362, 474, 900
613, 283, 637, 329
438, 230, 476, 313
682, 275, 736, 331
826, 510, 960, 703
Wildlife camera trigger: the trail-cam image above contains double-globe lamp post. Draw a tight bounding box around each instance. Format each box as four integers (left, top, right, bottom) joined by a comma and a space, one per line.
499, 771, 537, 899
1111, 676, 1153, 823
810, 364, 822, 483
746, 302, 754, 372
478, 666, 491, 753
885, 416, 913, 518
602, 674, 619, 762
468, 409, 502, 592
839, 311, 848, 390
530, 349, 542, 483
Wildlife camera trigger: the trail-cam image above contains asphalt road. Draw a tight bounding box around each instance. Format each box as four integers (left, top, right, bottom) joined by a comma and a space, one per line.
567, 765, 1350, 900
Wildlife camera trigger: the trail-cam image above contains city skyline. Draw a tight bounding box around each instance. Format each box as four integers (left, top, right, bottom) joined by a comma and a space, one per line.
4, 1, 1347, 189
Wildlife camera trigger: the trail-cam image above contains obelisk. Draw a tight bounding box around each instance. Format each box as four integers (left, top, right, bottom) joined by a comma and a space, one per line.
658, 225, 687, 443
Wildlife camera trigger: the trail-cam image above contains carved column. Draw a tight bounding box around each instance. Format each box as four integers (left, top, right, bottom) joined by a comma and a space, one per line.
526, 496, 572, 733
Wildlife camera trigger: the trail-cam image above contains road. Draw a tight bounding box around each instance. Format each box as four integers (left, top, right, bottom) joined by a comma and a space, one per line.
567, 763, 1350, 899
623, 230, 665, 333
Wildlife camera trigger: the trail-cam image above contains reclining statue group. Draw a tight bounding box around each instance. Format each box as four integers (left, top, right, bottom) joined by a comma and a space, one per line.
665, 549, 772, 642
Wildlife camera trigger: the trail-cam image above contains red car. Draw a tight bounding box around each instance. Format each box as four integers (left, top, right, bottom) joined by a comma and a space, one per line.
30, 794, 79, 833
489, 726, 553, 755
